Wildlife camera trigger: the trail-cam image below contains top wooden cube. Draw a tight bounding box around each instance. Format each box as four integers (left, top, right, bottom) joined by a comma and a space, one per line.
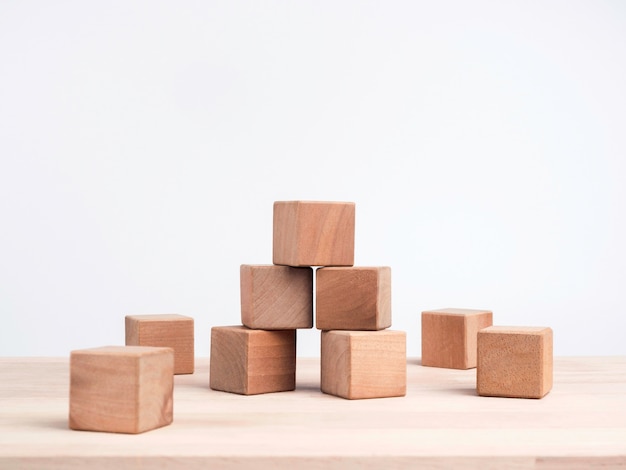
273, 201, 355, 267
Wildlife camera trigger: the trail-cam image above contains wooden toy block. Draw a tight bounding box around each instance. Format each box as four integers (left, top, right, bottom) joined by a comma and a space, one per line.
477, 326, 553, 399
241, 264, 313, 330
316, 266, 391, 331
421, 308, 493, 369
125, 314, 194, 374
273, 200, 355, 267
210, 326, 296, 395
321, 330, 406, 399
69, 346, 174, 434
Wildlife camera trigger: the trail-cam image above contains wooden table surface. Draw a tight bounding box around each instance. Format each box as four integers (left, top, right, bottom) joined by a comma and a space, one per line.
1, 357, 625, 469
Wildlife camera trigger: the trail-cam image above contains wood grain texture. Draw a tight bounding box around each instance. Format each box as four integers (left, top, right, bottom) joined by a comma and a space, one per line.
477, 326, 553, 399
240, 265, 313, 329
316, 266, 391, 331
125, 314, 194, 374
321, 330, 406, 399
421, 308, 493, 369
272, 201, 355, 267
69, 346, 174, 434
1, 357, 625, 469
209, 326, 296, 395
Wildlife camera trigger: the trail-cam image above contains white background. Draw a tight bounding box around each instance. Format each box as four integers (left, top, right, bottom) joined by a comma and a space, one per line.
1, 1, 625, 357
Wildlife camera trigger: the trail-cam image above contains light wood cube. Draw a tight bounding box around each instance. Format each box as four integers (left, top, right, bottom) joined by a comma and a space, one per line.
421, 308, 493, 369
321, 330, 406, 399
125, 314, 194, 374
477, 326, 553, 399
316, 266, 391, 331
241, 264, 313, 329
69, 346, 174, 434
210, 326, 296, 395
273, 201, 355, 267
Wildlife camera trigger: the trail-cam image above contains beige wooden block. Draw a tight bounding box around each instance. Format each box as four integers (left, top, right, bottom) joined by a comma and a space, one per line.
273, 201, 355, 267
125, 314, 194, 374
241, 264, 313, 329
316, 266, 391, 331
421, 308, 493, 369
210, 326, 296, 395
477, 326, 553, 399
69, 346, 174, 434
321, 330, 406, 399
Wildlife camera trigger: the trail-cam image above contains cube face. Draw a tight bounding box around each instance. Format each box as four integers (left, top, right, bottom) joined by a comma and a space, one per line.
125, 314, 194, 374
69, 346, 174, 434
421, 308, 493, 369
477, 326, 553, 399
316, 267, 391, 331
321, 330, 406, 400
210, 326, 296, 395
240, 265, 313, 330
273, 201, 355, 267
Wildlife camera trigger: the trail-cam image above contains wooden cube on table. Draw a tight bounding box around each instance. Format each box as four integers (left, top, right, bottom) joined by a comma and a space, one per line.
241, 264, 313, 329
477, 326, 553, 399
316, 266, 391, 331
210, 326, 296, 395
125, 314, 194, 374
69, 346, 174, 434
273, 201, 355, 267
321, 330, 406, 399
421, 308, 493, 369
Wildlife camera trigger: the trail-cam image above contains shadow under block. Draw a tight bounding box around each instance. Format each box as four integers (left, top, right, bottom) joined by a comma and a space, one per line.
125, 314, 194, 374
421, 308, 493, 369
210, 326, 296, 395
69, 346, 174, 434
477, 326, 553, 399
272, 200, 355, 267
240, 265, 313, 330
321, 330, 406, 399
316, 266, 391, 331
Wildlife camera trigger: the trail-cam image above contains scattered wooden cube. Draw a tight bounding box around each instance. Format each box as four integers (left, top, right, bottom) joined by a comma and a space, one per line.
69, 346, 174, 434
316, 266, 391, 331
240, 264, 313, 330
421, 308, 493, 369
477, 326, 553, 399
273, 200, 355, 267
210, 326, 296, 395
125, 314, 194, 374
321, 330, 406, 399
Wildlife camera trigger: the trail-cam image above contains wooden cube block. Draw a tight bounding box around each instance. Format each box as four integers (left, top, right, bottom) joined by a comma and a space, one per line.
210, 326, 296, 395
316, 266, 391, 331
321, 330, 406, 399
241, 264, 313, 329
421, 308, 493, 369
477, 326, 553, 399
69, 346, 174, 434
273, 201, 355, 267
125, 314, 194, 374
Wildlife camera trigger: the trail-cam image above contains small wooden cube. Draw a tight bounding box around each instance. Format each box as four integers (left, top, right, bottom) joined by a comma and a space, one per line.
69, 346, 174, 434
477, 326, 553, 399
210, 326, 296, 395
125, 314, 194, 374
321, 330, 406, 399
316, 266, 391, 331
241, 264, 313, 329
421, 308, 493, 369
273, 201, 355, 267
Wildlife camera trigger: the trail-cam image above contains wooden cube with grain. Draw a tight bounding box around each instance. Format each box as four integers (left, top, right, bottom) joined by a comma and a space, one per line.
477, 326, 553, 399
69, 346, 174, 434
125, 314, 194, 374
210, 326, 296, 395
421, 308, 493, 369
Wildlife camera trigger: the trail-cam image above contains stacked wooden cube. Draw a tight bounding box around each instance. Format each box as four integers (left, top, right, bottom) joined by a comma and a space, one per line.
210, 200, 406, 399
